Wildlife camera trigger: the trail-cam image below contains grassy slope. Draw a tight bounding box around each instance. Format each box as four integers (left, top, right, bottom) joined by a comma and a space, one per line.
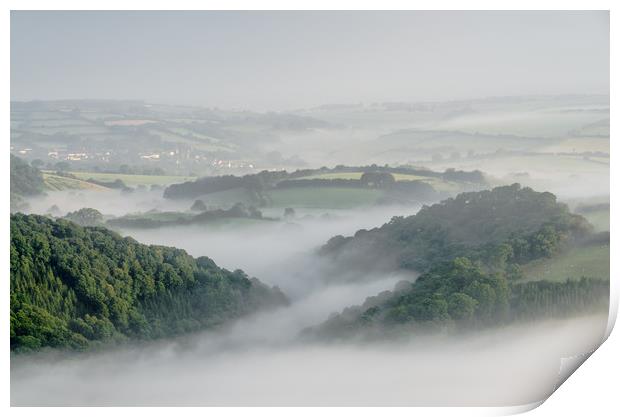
42, 173, 110, 191
521, 244, 610, 283
70, 171, 196, 187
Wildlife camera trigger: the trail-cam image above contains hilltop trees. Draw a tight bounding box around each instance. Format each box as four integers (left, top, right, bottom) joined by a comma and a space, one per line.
360, 172, 396, 188
64, 208, 104, 227
321, 184, 591, 273
10, 214, 288, 352
310, 185, 606, 338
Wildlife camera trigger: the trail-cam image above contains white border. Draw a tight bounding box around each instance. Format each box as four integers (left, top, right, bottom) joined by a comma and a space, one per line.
2, 1, 615, 416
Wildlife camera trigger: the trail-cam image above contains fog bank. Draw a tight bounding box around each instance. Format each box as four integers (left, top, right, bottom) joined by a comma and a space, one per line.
11, 314, 608, 406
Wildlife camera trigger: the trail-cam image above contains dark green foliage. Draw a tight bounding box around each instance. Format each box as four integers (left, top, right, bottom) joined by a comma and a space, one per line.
10, 214, 288, 352
11, 154, 45, 211
356, 258, 507, 326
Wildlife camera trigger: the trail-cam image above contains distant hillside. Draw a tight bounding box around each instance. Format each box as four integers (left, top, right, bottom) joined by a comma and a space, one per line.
309, 185, 606, 339
10, 214, 288, 352
10, 154, 45, 211
320, 184, 591, 273
162, 165, 487, 208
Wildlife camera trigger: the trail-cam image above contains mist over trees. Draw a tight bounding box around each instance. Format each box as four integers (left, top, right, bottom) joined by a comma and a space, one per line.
64, 208, 104, 227
312, 185, 606, 338
7, 9, 611, 406
320, 184, 591, 272
10, 154, 45, 211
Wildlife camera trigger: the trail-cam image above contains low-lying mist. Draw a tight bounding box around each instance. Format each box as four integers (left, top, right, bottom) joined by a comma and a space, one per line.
121, 204, 421, 297
25, 188, 423, 297
11, 314, 609, 406
13, 179, 611, 407
24, 188, 191, 217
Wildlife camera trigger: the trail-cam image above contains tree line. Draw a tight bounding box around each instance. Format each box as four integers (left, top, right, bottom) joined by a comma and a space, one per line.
162, 165, 487, 201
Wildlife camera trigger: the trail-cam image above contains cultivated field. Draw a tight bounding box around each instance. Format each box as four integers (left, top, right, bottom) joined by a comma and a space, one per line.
43, 173, 110, 191
69, 171, 195, 187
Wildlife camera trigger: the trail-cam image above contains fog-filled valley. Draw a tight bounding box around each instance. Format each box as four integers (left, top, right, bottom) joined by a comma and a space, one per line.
9, 184, 611, 406
11, 314, 608, 406
9, 10, 610, 409
10, 157, 610, 405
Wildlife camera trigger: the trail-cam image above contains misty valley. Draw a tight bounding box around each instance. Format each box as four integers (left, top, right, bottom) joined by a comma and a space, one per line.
9, 95, 610, 406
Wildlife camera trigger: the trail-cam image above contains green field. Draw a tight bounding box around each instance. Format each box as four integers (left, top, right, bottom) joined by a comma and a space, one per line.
43, 173, 110, 191
69, 171, 195, 187
266, 187, 383, 209
521, 244, 610, 283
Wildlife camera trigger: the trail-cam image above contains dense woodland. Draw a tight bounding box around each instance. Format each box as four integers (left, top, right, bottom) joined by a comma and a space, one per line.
10, 214, 288, 351
312, 184, 608, 338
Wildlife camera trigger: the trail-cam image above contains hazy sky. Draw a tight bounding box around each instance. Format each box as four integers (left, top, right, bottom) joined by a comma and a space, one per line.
11, 11, 609, 111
